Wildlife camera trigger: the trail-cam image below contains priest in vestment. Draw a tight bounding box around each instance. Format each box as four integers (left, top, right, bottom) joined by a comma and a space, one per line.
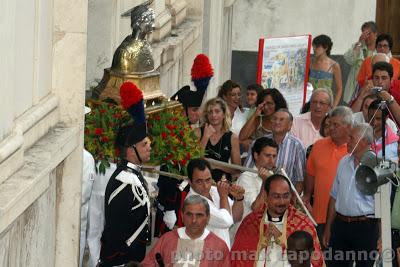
142, 195, 230, 267
231, 174, 324, 267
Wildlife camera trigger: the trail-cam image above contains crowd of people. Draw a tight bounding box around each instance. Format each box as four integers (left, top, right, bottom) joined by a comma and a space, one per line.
80, 20, 400, 267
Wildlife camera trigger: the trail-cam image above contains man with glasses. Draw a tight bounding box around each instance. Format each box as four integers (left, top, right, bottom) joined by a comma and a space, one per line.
186, 158, 244, 248
357, 33, 400, 87
231, 174, 324, 267
245, 109, 306, 193
292, 89, 333, 148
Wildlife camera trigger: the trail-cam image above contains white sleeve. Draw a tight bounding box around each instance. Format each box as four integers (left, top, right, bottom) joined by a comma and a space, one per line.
206, 187, 234, 229
236, 173, 258, 212
208, 205, 234, 229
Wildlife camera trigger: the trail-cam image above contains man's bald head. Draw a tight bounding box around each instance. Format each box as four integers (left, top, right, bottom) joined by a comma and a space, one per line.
371, 53, 390, 65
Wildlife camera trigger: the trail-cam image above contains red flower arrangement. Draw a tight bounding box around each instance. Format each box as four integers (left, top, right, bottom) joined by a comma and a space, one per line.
84, 101, 131, 174
148, 108, 204, 176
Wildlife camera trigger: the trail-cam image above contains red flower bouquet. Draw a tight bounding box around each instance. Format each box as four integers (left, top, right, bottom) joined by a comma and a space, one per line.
84, 101, 131, 174
148, 109, 204, 176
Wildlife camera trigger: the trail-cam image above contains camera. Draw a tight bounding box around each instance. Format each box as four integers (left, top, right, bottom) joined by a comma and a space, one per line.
371, 87, 383, 94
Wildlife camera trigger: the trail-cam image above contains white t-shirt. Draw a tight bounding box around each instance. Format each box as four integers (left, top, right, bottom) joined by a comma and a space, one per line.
231, 107, 250, 136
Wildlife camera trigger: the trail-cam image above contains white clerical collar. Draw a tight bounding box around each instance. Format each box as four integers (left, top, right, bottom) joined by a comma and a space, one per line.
127, 162, 141, 172
177, 227, 209, 241
264, 210, 285, 225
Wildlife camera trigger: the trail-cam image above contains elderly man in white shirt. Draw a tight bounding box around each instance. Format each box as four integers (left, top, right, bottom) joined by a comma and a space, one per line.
291, 88, 333, 149
186, 158, 244, 248
236, 137, 278, 217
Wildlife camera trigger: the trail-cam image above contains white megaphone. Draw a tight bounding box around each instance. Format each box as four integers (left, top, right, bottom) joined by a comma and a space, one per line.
355, 150, 396, 195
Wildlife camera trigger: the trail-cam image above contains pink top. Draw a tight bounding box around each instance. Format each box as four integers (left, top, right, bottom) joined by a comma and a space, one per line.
291, 112, 322, 148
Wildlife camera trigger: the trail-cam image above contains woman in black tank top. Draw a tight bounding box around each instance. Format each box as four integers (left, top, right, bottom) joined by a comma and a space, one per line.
195, 98, 241, 182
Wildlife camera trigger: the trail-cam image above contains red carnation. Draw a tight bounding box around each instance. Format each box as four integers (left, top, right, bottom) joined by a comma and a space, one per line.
94, 128, 104, 135
101, 136, 109, 142
191, 54, 214, 80
161, 132, 167, 139
99, 109, 106, 114
186, 153, 191, 160
166, 124, 176, 131
120, 81, 143, 109
113, 113, 122, 119
181, 159, 187, 166
179, 130, 184, 137
172, 160, 178, 166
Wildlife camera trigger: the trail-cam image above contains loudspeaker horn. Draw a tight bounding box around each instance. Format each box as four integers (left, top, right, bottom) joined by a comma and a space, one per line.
355, 151, 396, 195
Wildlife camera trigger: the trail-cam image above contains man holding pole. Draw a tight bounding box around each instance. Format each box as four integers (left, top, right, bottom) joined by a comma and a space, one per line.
186, 158, 244, 248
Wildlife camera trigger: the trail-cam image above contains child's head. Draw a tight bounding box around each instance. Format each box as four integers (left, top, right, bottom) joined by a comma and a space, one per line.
287, 231, 314, 267
246, 84, 264, 107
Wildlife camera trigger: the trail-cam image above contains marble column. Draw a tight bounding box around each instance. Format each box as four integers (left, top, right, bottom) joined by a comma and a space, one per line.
53, 0, 88, 265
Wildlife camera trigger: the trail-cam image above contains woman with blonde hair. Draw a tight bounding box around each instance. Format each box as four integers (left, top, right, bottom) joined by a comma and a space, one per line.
195, 98, 241, 182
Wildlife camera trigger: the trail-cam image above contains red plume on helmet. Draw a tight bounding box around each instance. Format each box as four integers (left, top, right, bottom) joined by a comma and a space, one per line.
191, 54, 214, 80
120, 81, 144, 110
116, 81, 147, 147
190, 54, 214, 93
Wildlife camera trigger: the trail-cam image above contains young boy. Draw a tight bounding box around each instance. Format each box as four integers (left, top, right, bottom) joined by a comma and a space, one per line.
287, 231, 315, 267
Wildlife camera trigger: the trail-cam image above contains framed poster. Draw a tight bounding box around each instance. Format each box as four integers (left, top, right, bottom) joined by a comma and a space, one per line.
256, 35, 312, 115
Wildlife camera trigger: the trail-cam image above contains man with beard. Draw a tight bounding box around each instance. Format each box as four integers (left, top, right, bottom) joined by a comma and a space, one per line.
231, 174, 324, 267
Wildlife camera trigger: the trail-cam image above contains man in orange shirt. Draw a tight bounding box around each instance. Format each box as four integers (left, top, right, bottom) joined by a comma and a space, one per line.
357, 33, 400, 87
303, 106, 353, 244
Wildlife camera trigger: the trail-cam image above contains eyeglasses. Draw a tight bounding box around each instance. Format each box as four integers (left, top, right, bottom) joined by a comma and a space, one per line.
377, 43, 389, 48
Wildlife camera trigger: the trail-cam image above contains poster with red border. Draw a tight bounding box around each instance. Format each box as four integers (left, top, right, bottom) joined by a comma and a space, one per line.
257, 35, 312, 115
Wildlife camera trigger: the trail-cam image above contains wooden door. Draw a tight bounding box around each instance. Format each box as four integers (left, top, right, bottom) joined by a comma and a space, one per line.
376, 0, 400, 58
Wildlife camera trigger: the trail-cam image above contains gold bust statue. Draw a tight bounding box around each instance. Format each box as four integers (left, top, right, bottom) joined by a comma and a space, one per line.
111, 1, 155, 74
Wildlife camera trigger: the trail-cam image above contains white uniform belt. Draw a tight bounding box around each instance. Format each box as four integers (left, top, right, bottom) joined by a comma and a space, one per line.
126, 218, 148, 247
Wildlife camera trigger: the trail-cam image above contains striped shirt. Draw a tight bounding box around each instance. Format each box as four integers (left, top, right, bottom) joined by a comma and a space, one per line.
244, 133, 306, 183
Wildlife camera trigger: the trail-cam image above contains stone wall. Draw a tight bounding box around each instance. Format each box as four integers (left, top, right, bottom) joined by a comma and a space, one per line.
0, 0, 235, 266
0, 0, 88, 266
232, 0, 376, 54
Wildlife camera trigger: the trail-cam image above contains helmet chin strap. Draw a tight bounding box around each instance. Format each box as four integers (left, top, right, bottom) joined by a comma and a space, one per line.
132, 145, 143, 164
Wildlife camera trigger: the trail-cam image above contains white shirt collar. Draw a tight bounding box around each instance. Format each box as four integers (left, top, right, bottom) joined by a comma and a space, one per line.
127, 162, 141, 172
177, 227, 210, 241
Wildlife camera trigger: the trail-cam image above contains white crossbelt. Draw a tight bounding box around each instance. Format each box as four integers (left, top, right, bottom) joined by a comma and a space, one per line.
126, 218, 148, 247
